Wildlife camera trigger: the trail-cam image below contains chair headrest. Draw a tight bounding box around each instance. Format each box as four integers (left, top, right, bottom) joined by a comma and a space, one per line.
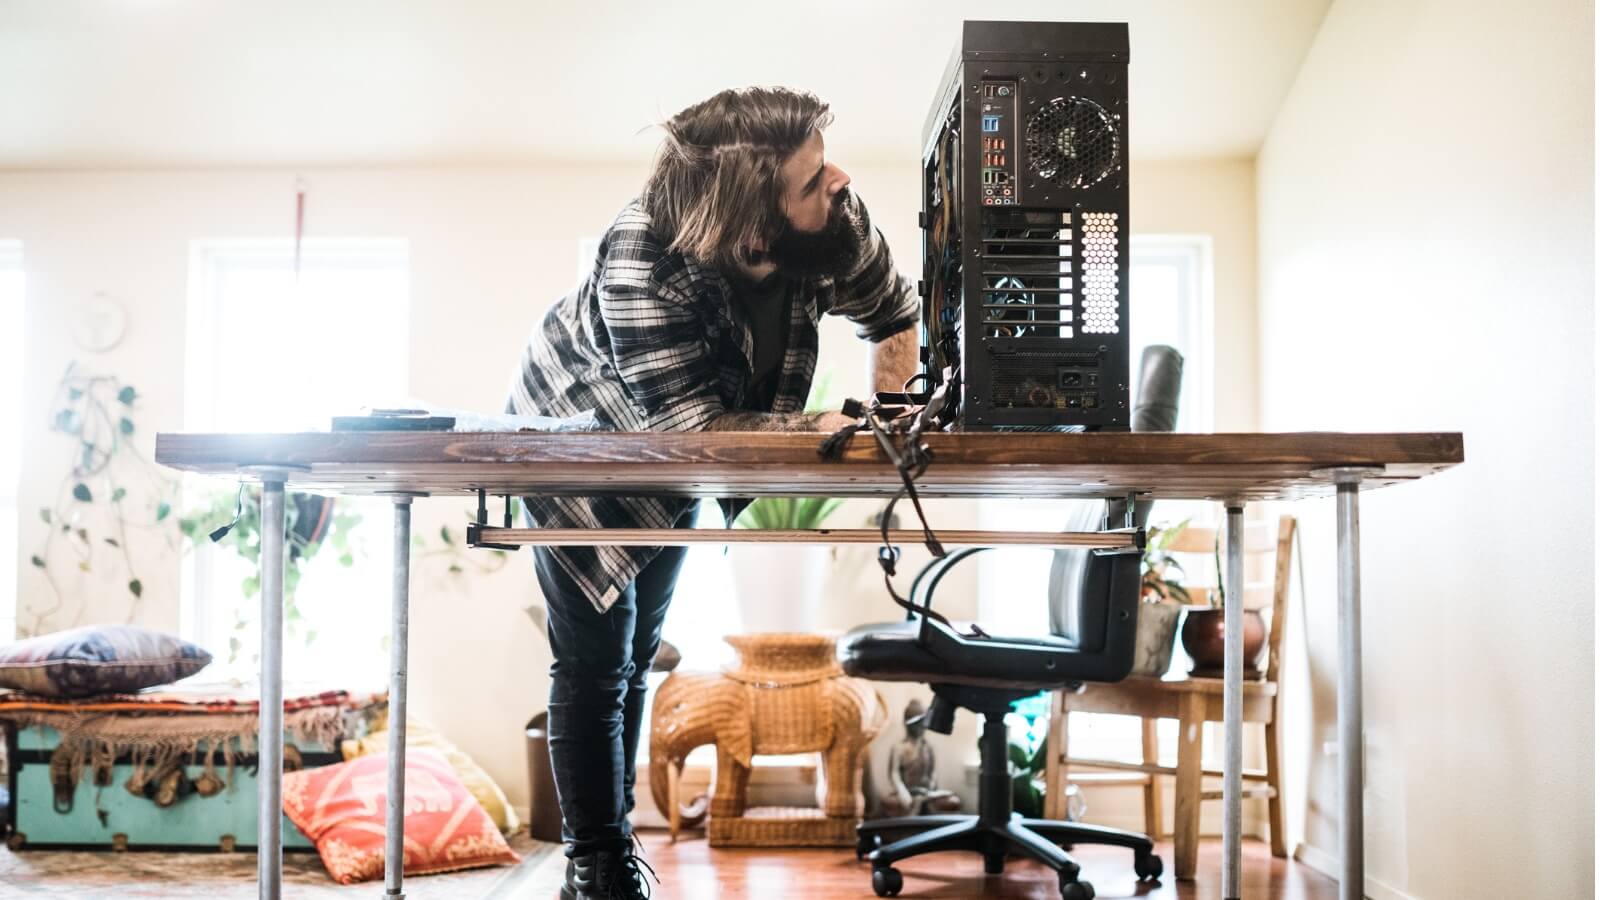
1132, 344, 1184, 434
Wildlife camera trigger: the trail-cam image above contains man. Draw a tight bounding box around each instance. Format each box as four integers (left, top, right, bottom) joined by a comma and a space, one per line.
505, 86, 919, 900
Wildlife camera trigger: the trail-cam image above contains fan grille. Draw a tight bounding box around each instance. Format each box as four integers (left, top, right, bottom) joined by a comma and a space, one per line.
1025, 97, 1120, 189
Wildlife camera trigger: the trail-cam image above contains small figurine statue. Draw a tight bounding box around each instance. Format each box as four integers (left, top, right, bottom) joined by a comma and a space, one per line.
881, 697, 962, 816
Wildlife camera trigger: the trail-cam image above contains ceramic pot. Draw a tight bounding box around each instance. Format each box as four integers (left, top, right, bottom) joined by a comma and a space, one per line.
1179, 607, 1266, 677
1131, 602, 1182, 677
728, 544, 830, 633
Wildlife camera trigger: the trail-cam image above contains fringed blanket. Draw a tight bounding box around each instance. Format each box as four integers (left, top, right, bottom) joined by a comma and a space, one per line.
0, 683, 386, 796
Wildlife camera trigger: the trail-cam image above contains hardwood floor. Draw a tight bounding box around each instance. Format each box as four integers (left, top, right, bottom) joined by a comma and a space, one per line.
631, 830, 1337, 899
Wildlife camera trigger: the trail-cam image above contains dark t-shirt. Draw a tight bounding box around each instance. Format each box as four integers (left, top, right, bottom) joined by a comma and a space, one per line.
732, 272, 792, 410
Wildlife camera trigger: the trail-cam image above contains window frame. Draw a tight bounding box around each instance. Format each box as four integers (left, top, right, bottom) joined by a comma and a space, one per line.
179, 238, 410, 682
0, 241, 23, 643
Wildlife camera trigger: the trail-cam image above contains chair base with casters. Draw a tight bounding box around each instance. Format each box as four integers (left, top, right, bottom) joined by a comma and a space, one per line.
851, 685, 1162, 899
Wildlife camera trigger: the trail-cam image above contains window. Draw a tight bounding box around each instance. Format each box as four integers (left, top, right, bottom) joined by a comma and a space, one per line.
181, 240, 409, 684
0, 242, 22, 643
977, 235, 1217, 763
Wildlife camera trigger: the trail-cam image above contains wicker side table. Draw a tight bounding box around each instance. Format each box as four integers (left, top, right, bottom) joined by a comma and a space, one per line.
649, 633, 888, 847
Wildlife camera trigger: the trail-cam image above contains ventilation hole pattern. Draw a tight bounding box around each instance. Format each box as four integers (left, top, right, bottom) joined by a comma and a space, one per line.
1080, 212, 1119, 334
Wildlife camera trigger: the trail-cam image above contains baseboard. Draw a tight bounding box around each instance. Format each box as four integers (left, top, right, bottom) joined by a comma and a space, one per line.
1294, 842, 1418, 900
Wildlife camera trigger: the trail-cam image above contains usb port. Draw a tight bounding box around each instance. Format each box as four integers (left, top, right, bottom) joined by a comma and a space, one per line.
982, 115, 1000, 133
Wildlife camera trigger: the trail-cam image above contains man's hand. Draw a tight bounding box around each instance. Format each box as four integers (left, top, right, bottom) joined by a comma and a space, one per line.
707, 409, 858, 432
814, 410, 858, 432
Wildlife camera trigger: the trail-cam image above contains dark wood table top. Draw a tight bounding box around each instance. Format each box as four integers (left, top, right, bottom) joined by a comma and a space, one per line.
153, 431, 1464, 502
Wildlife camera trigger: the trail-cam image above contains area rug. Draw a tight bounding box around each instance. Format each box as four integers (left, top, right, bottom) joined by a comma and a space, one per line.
0, 828, 564, 898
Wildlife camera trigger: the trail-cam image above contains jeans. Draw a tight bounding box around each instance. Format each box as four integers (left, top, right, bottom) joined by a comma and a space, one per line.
532, 509, 693, 858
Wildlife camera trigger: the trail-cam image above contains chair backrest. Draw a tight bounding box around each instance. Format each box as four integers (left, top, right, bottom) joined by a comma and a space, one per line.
1047, 345, 1185, 645
1152, 516, 1297, 682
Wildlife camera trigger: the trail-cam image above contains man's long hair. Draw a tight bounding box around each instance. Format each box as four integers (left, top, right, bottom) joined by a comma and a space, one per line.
644, 87, 834, 272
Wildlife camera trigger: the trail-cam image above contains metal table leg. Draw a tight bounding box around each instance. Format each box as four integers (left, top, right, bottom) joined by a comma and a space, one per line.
385, 496, 416, 899
257, 474, 288, 900
1334, 473, 1365, 900
1221, 502, 1245, 900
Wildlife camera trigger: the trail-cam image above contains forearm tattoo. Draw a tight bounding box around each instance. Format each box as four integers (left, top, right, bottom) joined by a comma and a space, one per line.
705, 410, 828, 432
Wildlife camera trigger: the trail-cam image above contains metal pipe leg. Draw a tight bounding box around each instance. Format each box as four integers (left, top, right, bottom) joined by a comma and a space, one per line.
257, 477, 287, 900
1222, 502, 1245, 900
1335, 476, 1365, 900
385, 498, 414, 899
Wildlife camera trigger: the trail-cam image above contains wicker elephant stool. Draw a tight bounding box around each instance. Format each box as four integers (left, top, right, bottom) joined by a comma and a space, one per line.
649, 633, 889, 847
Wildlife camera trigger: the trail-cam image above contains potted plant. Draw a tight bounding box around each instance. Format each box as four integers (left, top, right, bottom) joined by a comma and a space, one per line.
178, 487, 362, 664
1131, 520, 1190, 677
1177, 528, 1267, 678
726, 372, 843, 633
728, 495, 842, 633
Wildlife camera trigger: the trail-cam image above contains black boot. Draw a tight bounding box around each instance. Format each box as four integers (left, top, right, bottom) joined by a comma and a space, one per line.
560, 842, 658, 900
561, 853, 598, 900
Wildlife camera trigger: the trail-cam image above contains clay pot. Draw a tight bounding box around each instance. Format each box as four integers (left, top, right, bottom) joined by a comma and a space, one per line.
1179, 608, 1266, 678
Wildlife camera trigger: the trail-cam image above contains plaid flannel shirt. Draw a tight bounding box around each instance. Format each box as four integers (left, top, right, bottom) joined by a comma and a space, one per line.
505, 192, 919, 613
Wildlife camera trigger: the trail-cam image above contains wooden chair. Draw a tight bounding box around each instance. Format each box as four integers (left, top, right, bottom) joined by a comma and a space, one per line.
1042, 515, 1297, 881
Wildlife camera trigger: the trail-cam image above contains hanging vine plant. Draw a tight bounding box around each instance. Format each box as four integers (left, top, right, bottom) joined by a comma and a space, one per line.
178, 487, 363, 664
27, 363, 179, 635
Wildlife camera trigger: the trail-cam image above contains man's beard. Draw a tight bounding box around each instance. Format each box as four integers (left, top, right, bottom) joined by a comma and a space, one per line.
763, 190, 865, 278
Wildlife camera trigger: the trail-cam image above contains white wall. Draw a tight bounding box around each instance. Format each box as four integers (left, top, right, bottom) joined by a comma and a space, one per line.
0, 152, 1258, 825
1256, 1, 1594, 897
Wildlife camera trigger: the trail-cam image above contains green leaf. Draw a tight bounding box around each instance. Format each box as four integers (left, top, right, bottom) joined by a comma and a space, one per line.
79, 560, 91, 572
1008, 742, 1031, 770
29, 555, 45, 568
448, 563, 463, 574
1028, 738, 1049, 772
54, 409, 75, 432
339, 552, 354, 567
156, 501, 171, 521
104, 537, 120, 548
111, 487, 127, 503
72, 483, 92, 502
75, 528, 89, 543
440, 525, 454, 545
118, 418, 134, 435
128, 578, 142, 598
39, 508, 51, 524
67, 387, 83, 400
117, 386, 137, 405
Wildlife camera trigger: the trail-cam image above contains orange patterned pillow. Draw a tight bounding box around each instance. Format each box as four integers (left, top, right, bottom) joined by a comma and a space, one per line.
281, 748, 519, 884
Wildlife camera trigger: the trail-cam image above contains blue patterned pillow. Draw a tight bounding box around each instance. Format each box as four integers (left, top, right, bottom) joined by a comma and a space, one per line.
0, 625, 212, 698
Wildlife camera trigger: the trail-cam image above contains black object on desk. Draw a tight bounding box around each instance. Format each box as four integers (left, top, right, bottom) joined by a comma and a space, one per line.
331, 409, 456, 431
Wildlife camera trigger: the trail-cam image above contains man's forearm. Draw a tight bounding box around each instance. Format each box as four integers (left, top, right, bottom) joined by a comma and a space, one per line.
869, 326, 920, 393
705, 410, 834, 432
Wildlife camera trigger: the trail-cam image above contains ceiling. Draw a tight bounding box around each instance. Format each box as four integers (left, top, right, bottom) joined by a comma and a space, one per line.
0, 0, 1332, 170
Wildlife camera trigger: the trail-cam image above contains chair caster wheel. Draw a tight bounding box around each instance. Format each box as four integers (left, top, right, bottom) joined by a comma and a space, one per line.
1135, 852, 1164, 881
1059, 876, 1095, 900
872, 865, 904, 897
856, 832, 883, 860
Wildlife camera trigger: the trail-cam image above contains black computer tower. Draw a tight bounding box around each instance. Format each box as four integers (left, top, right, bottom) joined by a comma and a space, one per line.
919, 20, 1131, 430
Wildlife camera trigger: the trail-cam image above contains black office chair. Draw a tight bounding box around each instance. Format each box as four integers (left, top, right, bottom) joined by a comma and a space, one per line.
838, 346, 1184, 899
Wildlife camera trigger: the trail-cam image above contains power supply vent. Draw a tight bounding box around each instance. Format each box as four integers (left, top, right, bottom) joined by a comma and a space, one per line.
991, 349, 1104, 409
980, 210, 1072, 340
1024, 97, 1120, 189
